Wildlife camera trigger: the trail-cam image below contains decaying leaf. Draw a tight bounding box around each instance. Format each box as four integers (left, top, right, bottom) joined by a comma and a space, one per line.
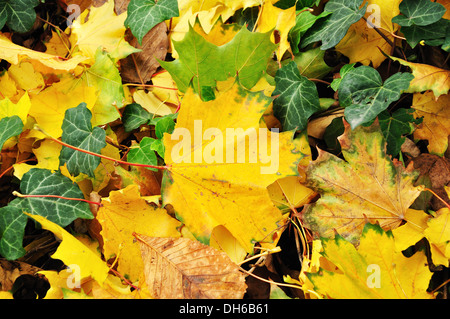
135, 233, 247, 298
302, 120, 423, 243
412, 92, 450, 155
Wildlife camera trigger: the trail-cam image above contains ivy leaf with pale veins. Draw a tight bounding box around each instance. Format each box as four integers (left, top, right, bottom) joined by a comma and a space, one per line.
127, 137, 158, 171
272, 61, 320, 131
122, 103, 152, 132
392, 0, 446, 27
125, 0, 179, 45
338, 66, 414, 129
0, 115, 23, 150
59, 103, 107, 178
0, 0, 39, 33
0, 168, 93, 260
301, 0, 368, 50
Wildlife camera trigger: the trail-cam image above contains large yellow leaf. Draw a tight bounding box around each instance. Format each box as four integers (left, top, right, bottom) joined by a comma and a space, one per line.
0, 34, 88, 70
390, 57, 450, 99
69, 0, 139, 63
412, 92, 450, 155
162, 82, 309, 252
335, 0, 401, 68
26, 214, 109, 286
308, 223, 433, 298
28, 75, 97, 138
302, 120, 423, 244
97, 185, 181, 282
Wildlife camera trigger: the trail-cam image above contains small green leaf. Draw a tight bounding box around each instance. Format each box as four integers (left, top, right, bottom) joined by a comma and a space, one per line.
330, 63, 356, 91
155, 115, 176, 139
338, 66, 414, 129
59, 103, 107, 178
127, 137, 158, 171
272, 61, 320, 131
122, 103, 153, 132
0, 0, 39, 33
125, 0, 179, 45
301, 0, 367, 50
378, 109, 422, 157
0, 115, 23, 150
392, 0, 446, 27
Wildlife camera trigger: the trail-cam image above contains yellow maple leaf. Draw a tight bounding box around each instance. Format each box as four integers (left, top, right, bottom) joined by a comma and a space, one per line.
162, 82, 309, 252
97, 185, 181, 282
7, 62, 44, 94
255, 1, 296, 60
390, 56, 450, 99
308, 223, 433, 299
412, 92, 450, 155
69, 0, 139, 63
0, 34, 88, 70
26, 214, 110, 287
336, 0, 401, 68
28, 75, 97, 139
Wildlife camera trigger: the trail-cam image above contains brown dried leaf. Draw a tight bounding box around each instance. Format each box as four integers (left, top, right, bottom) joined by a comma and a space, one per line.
120, 23, 169, 83
0, 259, 42, 291
135, 234, 247, 299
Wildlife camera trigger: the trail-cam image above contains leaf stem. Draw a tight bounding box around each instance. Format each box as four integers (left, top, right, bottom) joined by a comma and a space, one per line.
13, 191, 103, 207
424, 188, 450, 210
34, 126, 168, 171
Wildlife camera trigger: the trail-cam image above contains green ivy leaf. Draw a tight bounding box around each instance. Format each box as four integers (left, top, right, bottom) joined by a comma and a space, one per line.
122, 103, 153, 132
160, 25, 276, 97
127, 136, 158, 171
338, 66, 414, 129
288, 9, 331, 54
400, 18, 449, 49
0, 206, 27, 260
59, 103, 107, 178
378, 109, 422, 157
0, 0, 39, 33
125, 0, 179, 45
272, 61, 320, 131
301, 0, 367, 50
0, 168, 93, 260
392, 0, 446, 27
0, 115, 23, 150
